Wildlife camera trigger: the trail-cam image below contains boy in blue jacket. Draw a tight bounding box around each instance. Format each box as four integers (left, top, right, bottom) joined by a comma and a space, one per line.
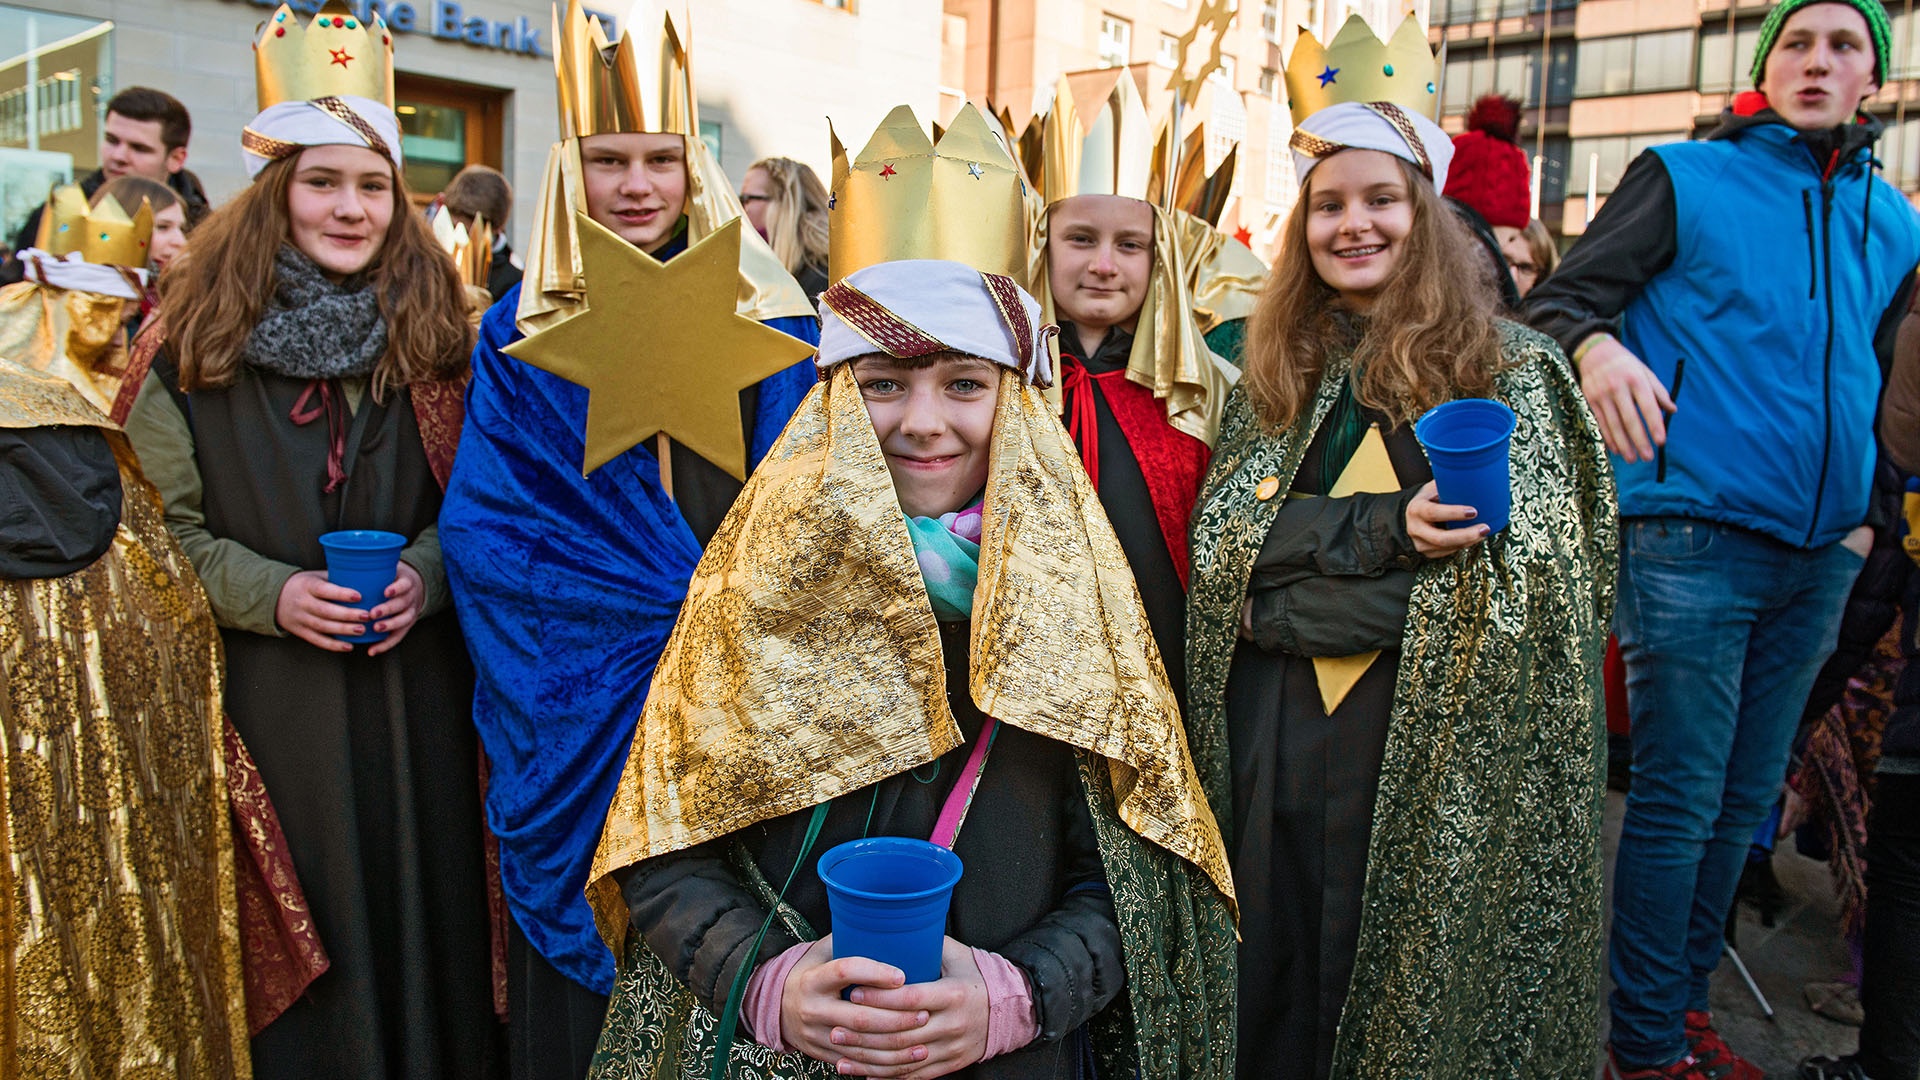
1526, 1, 1920, 1076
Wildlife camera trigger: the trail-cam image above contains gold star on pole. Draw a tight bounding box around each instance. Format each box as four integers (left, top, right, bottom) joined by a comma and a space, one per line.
505, 214, 817, 479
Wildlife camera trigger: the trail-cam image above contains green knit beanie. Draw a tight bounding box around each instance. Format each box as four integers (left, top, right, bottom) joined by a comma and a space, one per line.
1750, 0, 1893, 87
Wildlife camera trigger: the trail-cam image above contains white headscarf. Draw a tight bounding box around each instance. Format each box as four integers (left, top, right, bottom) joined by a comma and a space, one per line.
19, 250, 148, 299
241, 94, 403, 178
1290, 101, 1455, 192
817, 259, 1057, 388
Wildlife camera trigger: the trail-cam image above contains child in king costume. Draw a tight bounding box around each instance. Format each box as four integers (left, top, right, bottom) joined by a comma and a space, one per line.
584, 104, 1237, 1080
1185, 17, 1616, 1080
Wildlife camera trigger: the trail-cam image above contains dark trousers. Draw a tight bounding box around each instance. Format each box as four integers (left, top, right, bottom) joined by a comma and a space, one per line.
1859, 769, 1920, 1080
507, 917, 611, 1080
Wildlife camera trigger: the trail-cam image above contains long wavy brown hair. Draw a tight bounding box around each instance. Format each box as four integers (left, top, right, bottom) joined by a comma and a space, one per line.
159, 151, 473, 400
1243, 155, 1504, 431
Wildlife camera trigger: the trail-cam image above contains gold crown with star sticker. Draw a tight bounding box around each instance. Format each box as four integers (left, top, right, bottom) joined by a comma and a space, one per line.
1283, 14, 1439, 127
828, 102, 1037, 289
253, 1, 394, 110
552, 0, 695, 141
34, 185, 153, 268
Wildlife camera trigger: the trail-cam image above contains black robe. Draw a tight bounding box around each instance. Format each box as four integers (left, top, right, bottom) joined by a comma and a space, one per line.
1225, 404, 1430, 1080
1058, 324, 1190, 707
153, 357, 501, 1079
617, 621, 1127, 1080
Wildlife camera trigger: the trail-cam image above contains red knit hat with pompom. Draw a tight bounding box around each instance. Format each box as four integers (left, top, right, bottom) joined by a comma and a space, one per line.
1442, 94, 1531, 230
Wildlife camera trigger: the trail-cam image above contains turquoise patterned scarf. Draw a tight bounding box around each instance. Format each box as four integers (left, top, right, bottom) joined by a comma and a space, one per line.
904, 499, 984, 621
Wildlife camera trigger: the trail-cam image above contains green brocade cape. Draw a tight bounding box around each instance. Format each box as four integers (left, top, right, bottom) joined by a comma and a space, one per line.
1187, 321, 1618, 1078
586, 752, 1237, 1079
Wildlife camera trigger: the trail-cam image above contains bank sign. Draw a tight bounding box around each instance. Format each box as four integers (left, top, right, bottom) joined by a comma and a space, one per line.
227, 0, 617, 58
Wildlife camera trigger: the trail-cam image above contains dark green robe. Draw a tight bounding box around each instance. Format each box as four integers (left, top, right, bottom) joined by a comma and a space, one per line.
1187, 321, 1617, 1079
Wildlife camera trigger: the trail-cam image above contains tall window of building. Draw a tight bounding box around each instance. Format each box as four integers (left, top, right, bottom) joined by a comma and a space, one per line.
1575, 31, 1693, 97
1262, 0, 1280, 42
1566, 131, 1686, 197
1884, 116, 1920, 190
1098, 14, 1132, 68
1157, 32, 1181, 68
1537, 134, 1572, 207
1696, 21, 1761, 93
1439, 41, 1569, 114
1887, 10, 1920, 79
0, 5, 113, 243
1258, 65, 1279, 98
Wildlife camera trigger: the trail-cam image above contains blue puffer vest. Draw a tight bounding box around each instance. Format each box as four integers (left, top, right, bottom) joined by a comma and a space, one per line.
1619, 119, 1920, 548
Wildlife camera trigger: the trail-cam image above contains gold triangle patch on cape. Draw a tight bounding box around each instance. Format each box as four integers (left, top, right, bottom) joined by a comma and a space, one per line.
1314, 423, 1400, 713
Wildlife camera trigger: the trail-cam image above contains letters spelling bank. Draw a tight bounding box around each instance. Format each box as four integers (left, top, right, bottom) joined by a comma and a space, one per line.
229, 0, 621, 58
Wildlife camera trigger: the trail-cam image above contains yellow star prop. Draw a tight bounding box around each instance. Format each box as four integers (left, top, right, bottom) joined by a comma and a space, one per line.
505, 214, 817, 479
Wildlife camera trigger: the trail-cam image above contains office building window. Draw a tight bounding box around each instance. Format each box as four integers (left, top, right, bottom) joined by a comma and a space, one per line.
1262, 0, 1280, 42
1566, 131, 1686, 196
1885, 116, 1920, 189
1258, 65, 1279, 98
1439, 40, 1569, 114
1696, 21, 1761, 93
1157, 32, 1181, 68
1537, 134, 1571, 206
0, 5, 112, 243
1888, 11, 1920, 79
1098, 14, 1131, 68
1437, 0, 1575, 25
1575, 30, 1693, 97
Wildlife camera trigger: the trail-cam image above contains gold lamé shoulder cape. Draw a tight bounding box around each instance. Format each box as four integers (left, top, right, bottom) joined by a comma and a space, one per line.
0, 358, 251, 1075
585, 364, 1238, 1080
0, 279, 139, 417
1186, 321, 1619, 1078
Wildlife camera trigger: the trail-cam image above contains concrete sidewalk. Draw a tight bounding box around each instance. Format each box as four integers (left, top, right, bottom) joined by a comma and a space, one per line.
1597, 790, 1866, 1077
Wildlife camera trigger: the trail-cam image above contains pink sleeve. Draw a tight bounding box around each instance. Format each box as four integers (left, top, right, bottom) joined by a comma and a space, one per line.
742, 939, 816, 1053
972, 947, 1039, 1060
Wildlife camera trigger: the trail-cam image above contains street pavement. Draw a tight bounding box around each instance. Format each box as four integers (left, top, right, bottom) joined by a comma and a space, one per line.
1597, 790, 1864, 1078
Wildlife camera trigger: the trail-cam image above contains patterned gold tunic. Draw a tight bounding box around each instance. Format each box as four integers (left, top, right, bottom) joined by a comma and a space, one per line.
0, 359, 250, 1078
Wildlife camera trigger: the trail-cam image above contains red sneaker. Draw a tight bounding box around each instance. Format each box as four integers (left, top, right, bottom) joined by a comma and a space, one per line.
1605, 1045, 1734, 1079
1686, 1011, 1766, 1080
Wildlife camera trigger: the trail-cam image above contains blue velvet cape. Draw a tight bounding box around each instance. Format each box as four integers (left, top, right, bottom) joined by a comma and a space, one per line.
440, 259, 818, 994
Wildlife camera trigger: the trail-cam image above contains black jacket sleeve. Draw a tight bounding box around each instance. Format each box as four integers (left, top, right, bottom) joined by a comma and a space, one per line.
0, 424, 122, 580
997, 774, 1125, 1043
1522, 151, 1679, 357
616, 840, 801, 1018
1244, 488, 1422, 656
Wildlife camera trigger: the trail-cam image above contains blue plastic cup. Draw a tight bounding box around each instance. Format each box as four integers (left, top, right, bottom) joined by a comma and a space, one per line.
1414, 399, 1517, 534
317, 530, 407, 644
818, 837, 963, 986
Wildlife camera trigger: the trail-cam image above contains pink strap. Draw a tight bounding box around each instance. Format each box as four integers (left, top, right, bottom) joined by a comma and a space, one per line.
930, 720, 998, 849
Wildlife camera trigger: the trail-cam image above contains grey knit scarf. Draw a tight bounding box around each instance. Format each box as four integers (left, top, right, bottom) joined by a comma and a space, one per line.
240, 245, 388, 381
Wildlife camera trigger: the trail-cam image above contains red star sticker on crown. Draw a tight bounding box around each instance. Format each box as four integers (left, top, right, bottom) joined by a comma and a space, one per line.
329, 48, 354, 68
879, 164, 897, 179
1233, 226, 1253, 246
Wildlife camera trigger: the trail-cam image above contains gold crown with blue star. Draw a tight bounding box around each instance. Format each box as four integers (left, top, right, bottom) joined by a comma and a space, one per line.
1283, 14, 1438, 127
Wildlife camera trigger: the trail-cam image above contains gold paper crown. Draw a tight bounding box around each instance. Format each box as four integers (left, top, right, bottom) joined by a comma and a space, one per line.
1155, 120, 1237, 226
1040, 69, 1159, 206
1283, 14, 1439, 126
827, 103, 1035, 288
34, 186, 153, 268
253, 1, 395, 110
553, 0, 695, 140
432, 205, 494, 289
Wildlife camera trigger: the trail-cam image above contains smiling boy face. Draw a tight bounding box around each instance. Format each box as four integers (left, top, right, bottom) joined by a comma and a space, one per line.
851, 351, 1001, 520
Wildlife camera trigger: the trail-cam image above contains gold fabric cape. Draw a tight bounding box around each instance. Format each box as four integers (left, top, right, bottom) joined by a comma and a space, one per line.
517, 136, 815, 337
587, 363, 1234, 952
1166, 209, 1266, 333
0, 280, 139, 418
0, 358, 251, 1077
1186, 322, 1618, 1077
1033, 203, 1239, 446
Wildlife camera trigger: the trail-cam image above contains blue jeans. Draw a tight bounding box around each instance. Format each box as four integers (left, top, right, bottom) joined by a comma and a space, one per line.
1607, 517, 1864, 1066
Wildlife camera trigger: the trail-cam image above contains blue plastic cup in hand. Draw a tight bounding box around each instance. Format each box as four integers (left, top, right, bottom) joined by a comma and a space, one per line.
317, 530, 407, 644
818, 837, 963, 986
1414, 399, 1517, 534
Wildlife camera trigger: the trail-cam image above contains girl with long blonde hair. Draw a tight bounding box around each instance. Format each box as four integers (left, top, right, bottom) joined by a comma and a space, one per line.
740, 155, 831, 301
121, 72, 498, 1076
1185, 100, 1616, 1078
